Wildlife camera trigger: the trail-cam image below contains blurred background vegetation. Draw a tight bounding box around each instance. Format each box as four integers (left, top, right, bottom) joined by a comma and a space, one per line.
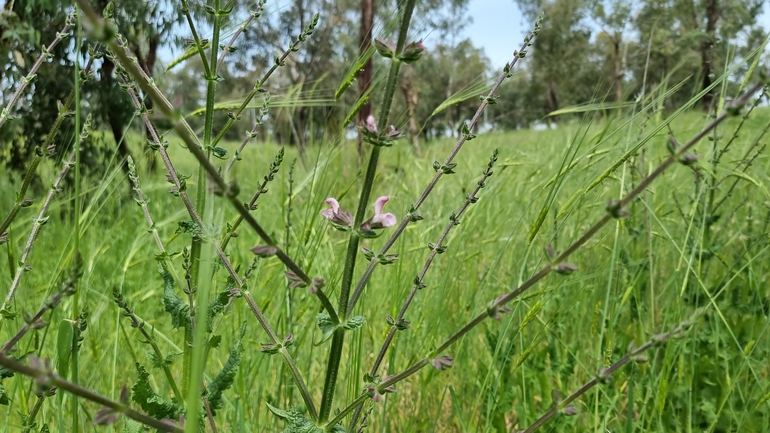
0, 0, 766, 179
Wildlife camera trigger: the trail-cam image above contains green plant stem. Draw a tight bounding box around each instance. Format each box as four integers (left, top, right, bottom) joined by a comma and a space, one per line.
1, 285, 72, 355
93, 8, 337, 319
326, 82, 764, 429
210, 16, 317, 149
112, 165, 185, 403
70, 13, 83, 429
179, 0, 211, 79
0, 75, 84, 245
0, 354, 184, 432
0, 12, 75, 129
318, 0, 417, 423
346, 34, 538, 315
216, 3, 263, 72
22, 391, 50, 433
190, 0, 222, 318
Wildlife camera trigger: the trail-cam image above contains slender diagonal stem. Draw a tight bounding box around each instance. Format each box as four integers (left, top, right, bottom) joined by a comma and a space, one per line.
0, 12, 75, 129
521, 322, 690, 433
210, 15, 319, 149
91, 12, 337, 320
111, 73, 320, 420
0, 354, 183, 433
216, 2, 265, 73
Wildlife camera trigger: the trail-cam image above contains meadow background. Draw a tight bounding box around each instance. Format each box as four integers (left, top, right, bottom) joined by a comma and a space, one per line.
1, 0, 770, 432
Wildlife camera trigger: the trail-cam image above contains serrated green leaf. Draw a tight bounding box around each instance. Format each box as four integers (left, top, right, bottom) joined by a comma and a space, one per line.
131, 363, 183, 420
206, 322, 246, 415
0, 383, 9, 405
266, 403, 346, 432
147, 350, 181, 370
159, 263, 190, 329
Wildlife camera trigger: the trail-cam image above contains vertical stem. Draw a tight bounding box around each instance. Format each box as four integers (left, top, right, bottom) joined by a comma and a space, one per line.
188, 0, 222, 396
318, 0, 417, 423
70, 10, 82, 432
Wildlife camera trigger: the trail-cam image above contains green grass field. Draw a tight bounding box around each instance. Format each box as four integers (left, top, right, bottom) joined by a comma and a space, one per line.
1, 107, 769, 432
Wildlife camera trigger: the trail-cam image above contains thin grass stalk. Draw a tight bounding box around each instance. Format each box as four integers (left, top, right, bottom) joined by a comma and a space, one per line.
0, 113, 92, 319
113, 70, 319, 418
346, 16, 544, 314
0, 12, 75, 129
0, 354, 183, 433
520, 320, 693, 433
318, 0, 418, 422
70, 15, 85, 430
348, 149, 500, 430
325, 82, 765, 428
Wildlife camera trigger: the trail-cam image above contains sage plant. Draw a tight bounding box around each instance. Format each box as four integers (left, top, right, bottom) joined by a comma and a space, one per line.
0, 1, 767, 433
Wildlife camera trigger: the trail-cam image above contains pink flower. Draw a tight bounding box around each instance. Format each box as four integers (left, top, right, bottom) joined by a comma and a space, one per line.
320, 197, 354, 229
365, 115, 377, 133
361, 196, 397, 231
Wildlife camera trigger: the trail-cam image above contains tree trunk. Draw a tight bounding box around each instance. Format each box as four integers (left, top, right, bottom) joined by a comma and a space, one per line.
356, 0, 375, 158
700, 0, 718, 111
400, 66, 420, 154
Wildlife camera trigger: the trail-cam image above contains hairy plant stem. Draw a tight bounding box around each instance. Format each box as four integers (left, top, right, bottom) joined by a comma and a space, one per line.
346, 26, 541, 315
216, 1, 263, 72
22, 389, 53, 433
521, 321, 691, 433
0, 54, 92, 250
124, 162, 184, 403
210, 14, 319, 149
220, 145, 281, 252
348, 151, 498, 430
0, 354, 183, 432
0, 12, 75, 129
190, 0, 223, 343
71, 12, 83, 429
318, 0, 417, 423
325, 82, 764, 429
179, 0, 212, 80
1, 283, 74, 355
